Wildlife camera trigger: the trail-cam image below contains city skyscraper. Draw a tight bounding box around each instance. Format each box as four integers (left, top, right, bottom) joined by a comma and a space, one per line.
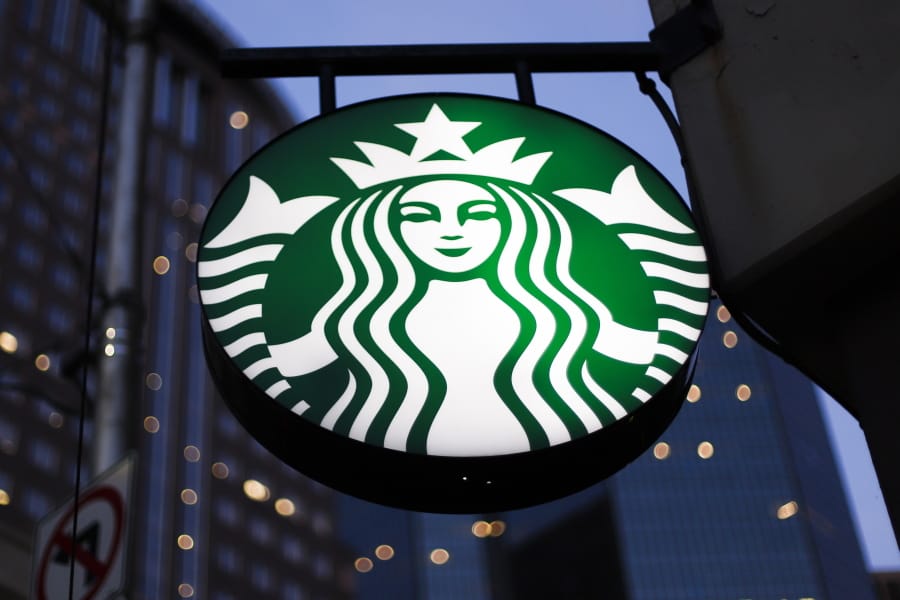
0, 1, 353, 598
501, 301, 875, 599
341, 301, 875, 599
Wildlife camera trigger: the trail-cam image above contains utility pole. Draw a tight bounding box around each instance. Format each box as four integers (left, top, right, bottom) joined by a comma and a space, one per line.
93, 0, 155, 475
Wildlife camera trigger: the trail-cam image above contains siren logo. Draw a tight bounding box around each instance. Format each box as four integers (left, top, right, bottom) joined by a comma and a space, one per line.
199, 96, 709, 459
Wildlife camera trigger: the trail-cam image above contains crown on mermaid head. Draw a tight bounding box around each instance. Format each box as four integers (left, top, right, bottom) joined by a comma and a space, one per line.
330, 104, 552, 189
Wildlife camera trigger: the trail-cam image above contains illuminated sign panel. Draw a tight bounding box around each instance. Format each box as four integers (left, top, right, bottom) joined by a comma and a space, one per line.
198, 94, 709, 511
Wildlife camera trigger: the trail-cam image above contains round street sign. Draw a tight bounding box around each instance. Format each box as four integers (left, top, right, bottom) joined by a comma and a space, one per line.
198, 93, 710, 512
35, 487, 125, 600
32, 456, 133, 600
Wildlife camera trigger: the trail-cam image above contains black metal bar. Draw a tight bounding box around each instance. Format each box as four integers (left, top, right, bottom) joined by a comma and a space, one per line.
514, 61, 536, 105
221, 42, 663, 79
319, 64, 336, 114
634, 72, 685, 161
649, 0, 722, 83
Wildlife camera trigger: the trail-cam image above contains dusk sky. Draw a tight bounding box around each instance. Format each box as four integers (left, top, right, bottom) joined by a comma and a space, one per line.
192, 0, 898, 569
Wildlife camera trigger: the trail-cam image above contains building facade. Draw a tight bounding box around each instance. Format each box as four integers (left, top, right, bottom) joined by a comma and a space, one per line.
502, 300, 875, 600
341, 302, 876, 600
0, 1, 353, 598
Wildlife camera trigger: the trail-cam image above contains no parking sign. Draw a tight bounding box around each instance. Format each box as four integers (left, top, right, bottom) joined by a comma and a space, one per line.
32, 456, 134, 600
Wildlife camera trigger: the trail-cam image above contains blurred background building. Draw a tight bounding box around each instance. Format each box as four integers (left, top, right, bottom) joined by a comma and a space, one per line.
342, 302, 875, 600
0, 0, 884, 599
0, 1, 352, 598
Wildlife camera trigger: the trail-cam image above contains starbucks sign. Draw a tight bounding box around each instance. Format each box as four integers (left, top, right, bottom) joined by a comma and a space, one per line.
198, 94, 709, 512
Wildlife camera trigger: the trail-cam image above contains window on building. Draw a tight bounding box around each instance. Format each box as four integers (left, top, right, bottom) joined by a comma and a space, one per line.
10, 283, 36, 313
153, 55, 172, 126
181, 77, 199, 146
29, 438, 60, 472
61, 224, 83, 252
312, 512, 332, 536
282, 537, 306, 564
248, 516, 273, 545
168, 64, 185, 132
62, 189, 84, 216
250, 563, 273, 592
71, 118, 91, 143
64, 153, 88, 179
37, 96, 61, 119
313, 555, 332, 579
193, 171, 213, 207
22, 488, 52, 520
216, 411, 240, 439
6, 80, 24, 103
110, 61, 124, 91
50, 0, 72, 51
0, 418, 20, 454
51, 265, 78, 293
0, 470, 13, 492
22, 0, 43, 31
21, 203, 48, 231
166, 154, 184, 201
43, 64, 65, 88
196, 84, 212, 149
74, 85, 95, 113
252, 121, 272, 152
93, 250, 106, 275
216, 545, 240, 572
16, 241, 44, 270
213, 498, 240, 527
28, 165, 51, 192
31, 130, 54, 157
79, 9, 103, 73
282, 582, 306, 600
48, 306, 74, 334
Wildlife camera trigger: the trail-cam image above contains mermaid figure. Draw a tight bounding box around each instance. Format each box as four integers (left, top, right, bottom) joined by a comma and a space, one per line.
201, 104, 706, 457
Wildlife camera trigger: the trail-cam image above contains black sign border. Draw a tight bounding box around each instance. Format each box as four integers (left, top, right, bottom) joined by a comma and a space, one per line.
198, 92, 706, 513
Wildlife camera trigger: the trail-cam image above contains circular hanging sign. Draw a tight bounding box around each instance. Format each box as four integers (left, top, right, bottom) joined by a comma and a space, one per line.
198, 94, 709, 512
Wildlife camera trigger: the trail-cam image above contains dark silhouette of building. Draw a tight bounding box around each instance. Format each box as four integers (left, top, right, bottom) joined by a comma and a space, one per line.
0, 1, 353, 598
341, 302, 875, 599
500, 300, 874, 599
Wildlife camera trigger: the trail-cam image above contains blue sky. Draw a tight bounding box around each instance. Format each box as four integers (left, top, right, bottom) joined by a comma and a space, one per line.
192, 0, 898, 570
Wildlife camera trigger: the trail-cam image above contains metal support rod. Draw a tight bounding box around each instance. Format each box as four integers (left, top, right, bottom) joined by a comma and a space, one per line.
93, 0, 155, 475
222, 42, 662, 79
514, 61, 535, 105
319, 64, 336, 114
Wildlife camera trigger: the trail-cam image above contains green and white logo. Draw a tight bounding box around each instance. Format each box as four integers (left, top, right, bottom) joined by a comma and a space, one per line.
199, 95, 708, 460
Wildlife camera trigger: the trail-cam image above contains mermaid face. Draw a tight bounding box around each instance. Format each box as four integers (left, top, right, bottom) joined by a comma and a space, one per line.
398, 180, 501, 273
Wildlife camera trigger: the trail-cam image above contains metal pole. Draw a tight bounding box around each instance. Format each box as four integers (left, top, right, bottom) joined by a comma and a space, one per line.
220, 42, 664, 79
319, 64, 336, 114
514, 61, 536, 105
93, 0, 155, 475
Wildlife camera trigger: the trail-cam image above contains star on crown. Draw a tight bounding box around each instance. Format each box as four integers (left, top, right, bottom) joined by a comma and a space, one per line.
331, 104, 552, 189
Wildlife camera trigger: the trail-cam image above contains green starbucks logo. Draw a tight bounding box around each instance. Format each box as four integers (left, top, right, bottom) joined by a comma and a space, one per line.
199, 95, 708, 462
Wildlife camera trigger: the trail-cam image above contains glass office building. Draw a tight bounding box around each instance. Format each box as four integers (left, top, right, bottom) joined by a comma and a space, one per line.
342, 303, 876, 599
605, 301, 873, 599
0, 1, 353, 598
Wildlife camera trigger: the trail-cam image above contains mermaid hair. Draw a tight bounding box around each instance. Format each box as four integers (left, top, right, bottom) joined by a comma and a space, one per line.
314, 179, 623, 454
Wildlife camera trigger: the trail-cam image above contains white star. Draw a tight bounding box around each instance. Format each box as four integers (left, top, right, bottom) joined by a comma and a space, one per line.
395, 104, 481, 161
